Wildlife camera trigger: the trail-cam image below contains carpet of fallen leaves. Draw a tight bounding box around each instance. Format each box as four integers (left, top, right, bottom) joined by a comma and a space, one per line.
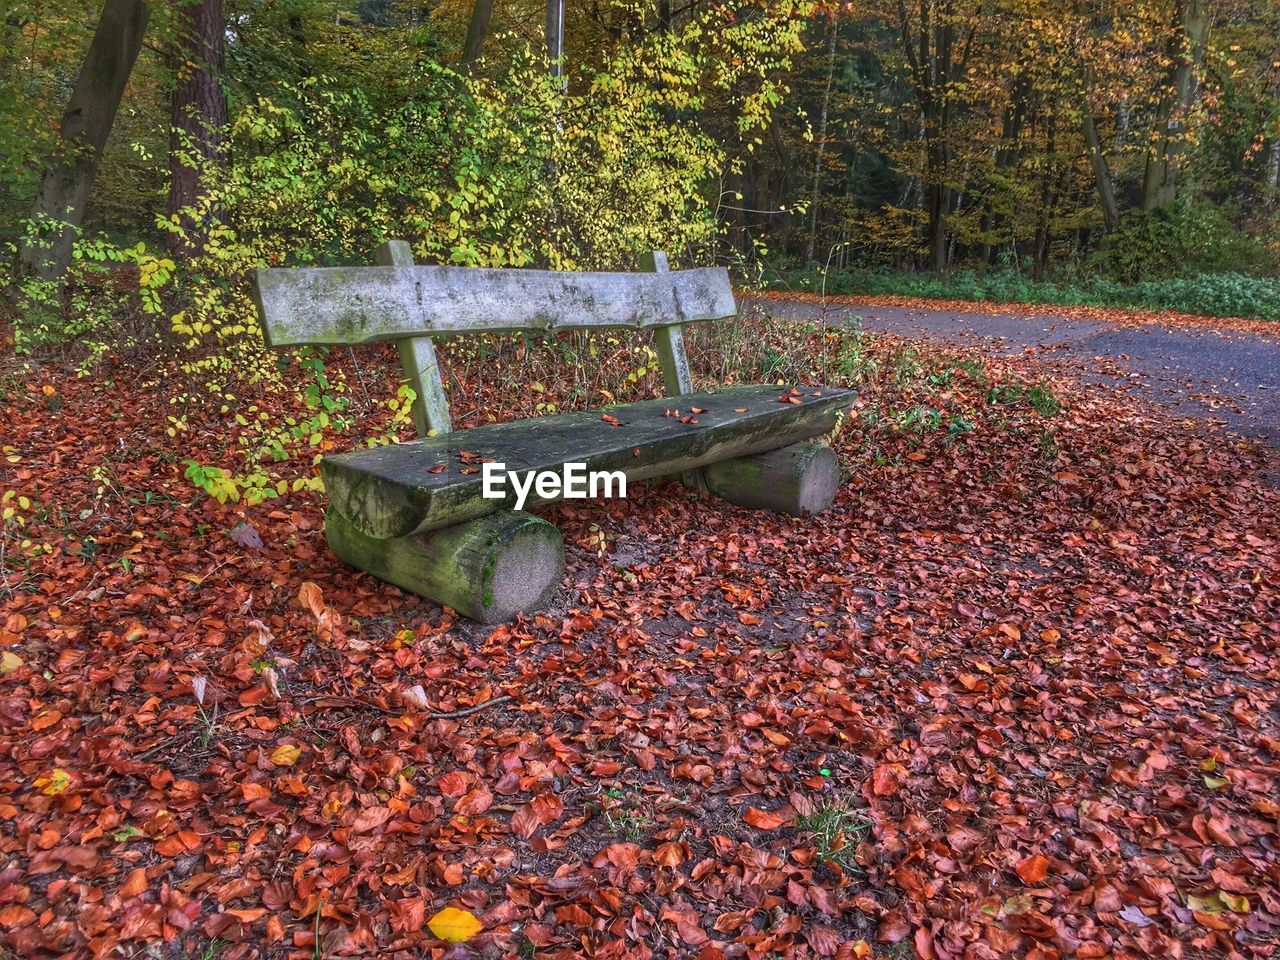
0, 316, 1277, 960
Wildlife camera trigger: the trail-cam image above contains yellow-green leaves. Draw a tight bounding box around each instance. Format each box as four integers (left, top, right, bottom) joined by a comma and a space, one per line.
35, 769, 72, 796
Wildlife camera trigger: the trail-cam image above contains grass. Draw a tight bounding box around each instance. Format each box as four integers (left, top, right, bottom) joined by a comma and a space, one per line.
601, 787, 651, 842
794, 796, 872, 872
769, 267, 1280, 321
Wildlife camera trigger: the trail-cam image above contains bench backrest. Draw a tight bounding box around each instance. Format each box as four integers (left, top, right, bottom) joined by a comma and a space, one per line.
252, 242, 735, 439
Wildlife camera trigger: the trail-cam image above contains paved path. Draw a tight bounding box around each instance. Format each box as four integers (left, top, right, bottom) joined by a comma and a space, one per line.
751, 296, 1280, 448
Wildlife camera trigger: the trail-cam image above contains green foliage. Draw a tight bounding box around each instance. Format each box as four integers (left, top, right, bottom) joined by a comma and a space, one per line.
793, 796, 870, 871
784, 267, 1280, 321
1, 227, 174, 364
2, 5, 808, 508
1098, 200, 1273, 282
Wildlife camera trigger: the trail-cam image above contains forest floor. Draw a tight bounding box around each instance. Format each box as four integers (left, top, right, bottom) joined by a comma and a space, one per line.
0, 304, 1277, 960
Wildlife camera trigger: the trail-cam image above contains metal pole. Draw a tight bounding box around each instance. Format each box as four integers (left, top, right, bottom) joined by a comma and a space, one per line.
546, 0, 564, 89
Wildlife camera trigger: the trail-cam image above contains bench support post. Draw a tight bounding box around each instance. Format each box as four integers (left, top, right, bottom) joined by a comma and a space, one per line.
326, 507, 564, 623
639, 250, 707, 492
703, 442, 839, 517
376, 240, 453, 438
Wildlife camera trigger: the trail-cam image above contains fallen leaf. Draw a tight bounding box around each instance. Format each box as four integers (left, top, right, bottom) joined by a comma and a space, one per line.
1015, 854, 1050, 884
743, 806, 788, 829
269, 744, 302, 767
427, 906, 483, 943
298, 582, 325, 619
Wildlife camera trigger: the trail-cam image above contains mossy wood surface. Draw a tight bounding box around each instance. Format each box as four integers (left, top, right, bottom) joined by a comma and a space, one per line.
374, 240, 453, 437
704, 442, 840, 517
323, 385, 856, 539
253, 263, 736, 347
325, 507, 564, 623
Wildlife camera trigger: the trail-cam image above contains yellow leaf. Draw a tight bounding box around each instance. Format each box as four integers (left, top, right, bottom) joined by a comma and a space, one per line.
427, 906, 483, 943
0, 651, 23, 674
1219, 892, 1249, 913
270, 744, 302, 767
1187, 893, 1222, 915
35, 769, 71, 796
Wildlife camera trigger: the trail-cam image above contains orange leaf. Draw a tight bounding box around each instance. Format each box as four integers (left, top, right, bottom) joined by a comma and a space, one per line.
31, 710, 62, 731
1015, 854, 1050, 884
226, 908, 268, 923
0, 905, 36, 928
241, 782, 272, 801
120, 866, 148, 898
871, 764, 902, 797
438, 771, 469, 797
742, 806, 788, 830
298, 582, 325, 619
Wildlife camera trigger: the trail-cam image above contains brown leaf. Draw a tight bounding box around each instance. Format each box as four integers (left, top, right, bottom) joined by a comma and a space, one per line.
297, 581, 325, 619
742, 806, 789, 829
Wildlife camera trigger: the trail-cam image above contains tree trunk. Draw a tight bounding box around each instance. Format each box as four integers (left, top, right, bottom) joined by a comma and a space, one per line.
462, 0, 494, 71
167, 0, 227, 259
18, 0, 150, 280
1081, 109, 1119, 232
925, 127, 951, 274
1032, 116, 1056, 280
806, 16, 838, 266
979, 78, 1031, 265
1141, 0, 1209, 211
893, 0, 971, 276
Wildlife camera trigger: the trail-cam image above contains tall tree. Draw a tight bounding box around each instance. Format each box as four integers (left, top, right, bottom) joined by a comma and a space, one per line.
1141, 0, 1209, 210
546, 0, 564, 85
806, 15, 838, 265
462, 0, 494, 70
168, 0, 227, 259
1081, 108, 1120, 232
18, 0, 150, 280
892, 0, 981, 274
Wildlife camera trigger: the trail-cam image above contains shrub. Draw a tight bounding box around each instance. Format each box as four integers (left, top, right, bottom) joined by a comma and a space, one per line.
1097, 200, 1273, 283
777, 267, 1279, 321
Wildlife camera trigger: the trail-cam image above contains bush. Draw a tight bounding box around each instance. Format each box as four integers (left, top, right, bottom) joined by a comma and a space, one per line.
1098, 201, 1273, 283
773, 267, 1280, 321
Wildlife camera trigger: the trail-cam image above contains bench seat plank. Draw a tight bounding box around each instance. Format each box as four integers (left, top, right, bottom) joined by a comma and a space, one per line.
323, 384, 856, 539
253, 264, 736, 347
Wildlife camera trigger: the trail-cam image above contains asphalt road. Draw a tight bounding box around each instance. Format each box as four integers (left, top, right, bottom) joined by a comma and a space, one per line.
750, 296, 1280, 448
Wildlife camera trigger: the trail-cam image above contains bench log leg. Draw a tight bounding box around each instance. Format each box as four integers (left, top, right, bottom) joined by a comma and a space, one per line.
703, 442, 839, 517
326, 506, 564, 623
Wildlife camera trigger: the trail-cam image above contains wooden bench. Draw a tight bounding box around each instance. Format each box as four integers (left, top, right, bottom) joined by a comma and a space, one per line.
253, 242, 856, 622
